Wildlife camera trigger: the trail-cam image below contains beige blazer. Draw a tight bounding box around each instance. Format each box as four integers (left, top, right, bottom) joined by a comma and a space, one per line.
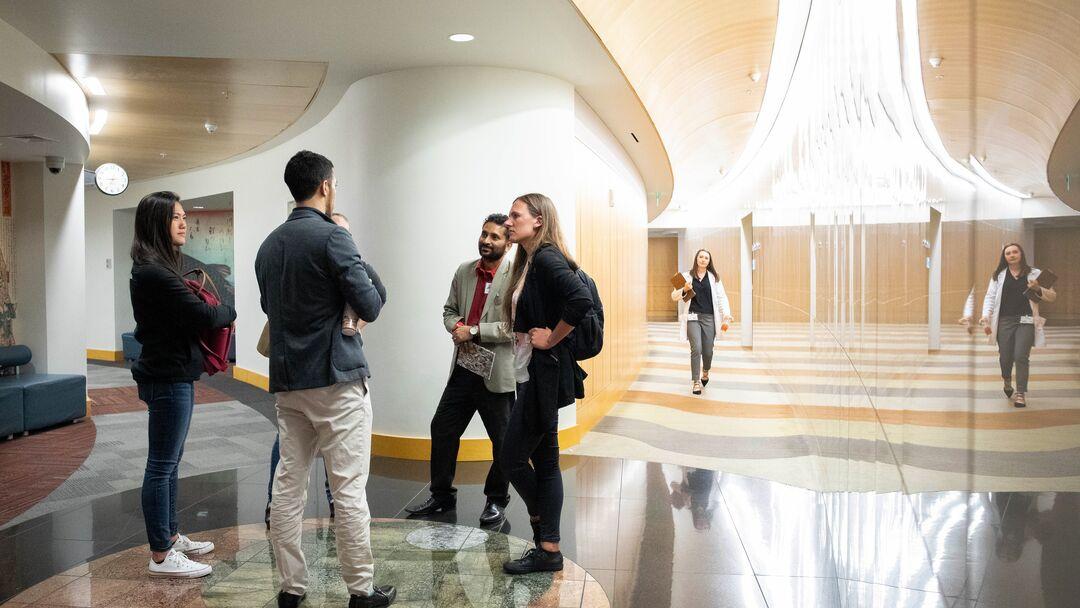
443, 256, 515, 393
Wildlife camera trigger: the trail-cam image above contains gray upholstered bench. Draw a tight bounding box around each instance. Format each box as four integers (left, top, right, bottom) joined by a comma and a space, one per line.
0, 345, 87, 439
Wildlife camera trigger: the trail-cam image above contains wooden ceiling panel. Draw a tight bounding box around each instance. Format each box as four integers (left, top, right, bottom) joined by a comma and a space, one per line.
571, 0, 778, 204
919, 0, 1080, 198
53, 54, 326, 180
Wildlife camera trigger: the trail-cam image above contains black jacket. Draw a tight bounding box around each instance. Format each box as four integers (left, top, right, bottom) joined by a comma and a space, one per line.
130, 261, 237, 383
513, 244, 593, 428
255, 206, 387, 393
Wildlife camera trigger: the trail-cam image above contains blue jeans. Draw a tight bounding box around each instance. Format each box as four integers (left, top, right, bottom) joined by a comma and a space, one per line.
139, 381, 194, 552
269, 434, 334, 507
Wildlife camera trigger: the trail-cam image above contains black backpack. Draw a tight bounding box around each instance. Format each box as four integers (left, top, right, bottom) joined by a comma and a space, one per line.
571, 268, 604, 361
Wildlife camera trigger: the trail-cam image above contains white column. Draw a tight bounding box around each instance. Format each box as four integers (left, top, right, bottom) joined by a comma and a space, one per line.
740, 212, 753, 348
345, 68, 577, 437
928, 207, 942, 351
11, 162, 86, 375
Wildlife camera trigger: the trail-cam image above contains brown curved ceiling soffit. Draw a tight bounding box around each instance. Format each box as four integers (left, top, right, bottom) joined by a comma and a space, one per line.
570, 0, 779, 212
54, 54, 327, 181
1048, 99, 1080, 211
918, 0, 1080, 200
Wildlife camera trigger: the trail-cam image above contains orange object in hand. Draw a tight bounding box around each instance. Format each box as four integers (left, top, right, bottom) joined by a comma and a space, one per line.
721, 323, 729, 332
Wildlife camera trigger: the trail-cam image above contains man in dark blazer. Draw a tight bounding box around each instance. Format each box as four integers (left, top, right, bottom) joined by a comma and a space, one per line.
405, 214, 516, 526
255, 150, 394, 608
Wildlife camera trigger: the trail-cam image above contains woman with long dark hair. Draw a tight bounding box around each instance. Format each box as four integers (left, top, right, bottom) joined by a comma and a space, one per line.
671, 249, 732, 394
498, 193, 593, 575
979, 243, 1056, 408
130, 191, 236, 577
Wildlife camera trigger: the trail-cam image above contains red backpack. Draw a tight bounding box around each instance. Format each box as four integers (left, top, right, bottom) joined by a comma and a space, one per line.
183, 269, 233, 376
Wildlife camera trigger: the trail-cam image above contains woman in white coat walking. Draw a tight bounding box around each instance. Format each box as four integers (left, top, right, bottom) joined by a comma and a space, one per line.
671, 249, 732, 395
979, 243, 1057, 408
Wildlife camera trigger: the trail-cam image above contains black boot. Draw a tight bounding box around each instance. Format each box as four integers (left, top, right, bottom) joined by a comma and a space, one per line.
277, 591, 305, 608
348, 586, 396, 607
503, 546, 564, 575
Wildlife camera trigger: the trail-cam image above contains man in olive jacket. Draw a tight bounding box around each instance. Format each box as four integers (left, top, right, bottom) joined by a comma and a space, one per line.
405, 214, 516, 526
255, 151, 394, 608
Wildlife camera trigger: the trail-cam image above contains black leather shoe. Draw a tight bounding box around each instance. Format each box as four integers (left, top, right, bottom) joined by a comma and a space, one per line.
479, 501, 506, 526
503, 547, 564, 575
348, 586, 396, 607
329, 500, 335, 519
404, 496, 455, 515
277, 591, 305, 608
265, 504, 272, 530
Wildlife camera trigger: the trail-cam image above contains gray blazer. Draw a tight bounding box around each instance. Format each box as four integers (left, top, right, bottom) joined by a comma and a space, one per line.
443, 256, 515, 393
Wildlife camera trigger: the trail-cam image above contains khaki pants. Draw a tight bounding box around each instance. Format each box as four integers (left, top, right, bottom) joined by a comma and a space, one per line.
270, 380, 373, 597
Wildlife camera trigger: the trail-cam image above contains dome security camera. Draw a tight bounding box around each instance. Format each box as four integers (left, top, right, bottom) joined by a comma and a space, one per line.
45, 156, 65, 174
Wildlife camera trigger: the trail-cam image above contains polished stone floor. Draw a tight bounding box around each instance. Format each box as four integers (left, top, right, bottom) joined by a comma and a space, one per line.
1, 455, 1076, 607
5, 519, 607, 607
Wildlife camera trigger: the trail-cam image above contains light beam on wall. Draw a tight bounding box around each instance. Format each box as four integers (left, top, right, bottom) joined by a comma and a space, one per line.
89, 109, 108, 135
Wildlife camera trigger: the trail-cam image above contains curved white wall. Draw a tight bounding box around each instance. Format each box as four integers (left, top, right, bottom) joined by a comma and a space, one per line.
86, 66, 581, 440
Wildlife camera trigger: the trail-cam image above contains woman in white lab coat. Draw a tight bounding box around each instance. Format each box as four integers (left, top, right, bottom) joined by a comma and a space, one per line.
978, 243, 1056, 408
671, 249, 732, 395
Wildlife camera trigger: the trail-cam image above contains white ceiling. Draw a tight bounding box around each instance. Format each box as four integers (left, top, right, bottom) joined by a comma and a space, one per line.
0, 0, 673, 215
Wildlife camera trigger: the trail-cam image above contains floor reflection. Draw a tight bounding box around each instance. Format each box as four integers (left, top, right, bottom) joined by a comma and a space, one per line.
3, 457, 1079, 607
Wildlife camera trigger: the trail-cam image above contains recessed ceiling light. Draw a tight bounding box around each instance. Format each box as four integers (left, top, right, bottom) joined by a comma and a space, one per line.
82, 76, 107, 96
749, 70, 762, 82
449, 33, 475, 42
89, 109, 108, 135
928, 56, 943, 68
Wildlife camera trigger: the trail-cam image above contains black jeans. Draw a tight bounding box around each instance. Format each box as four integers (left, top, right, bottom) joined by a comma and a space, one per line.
138, 381, 194, 552
500, 381, 563, 543
430, 366, 514, 505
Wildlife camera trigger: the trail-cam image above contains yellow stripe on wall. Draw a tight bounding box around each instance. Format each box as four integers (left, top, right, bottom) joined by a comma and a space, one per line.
230, 366, 596, 461
86, 349, 124, 362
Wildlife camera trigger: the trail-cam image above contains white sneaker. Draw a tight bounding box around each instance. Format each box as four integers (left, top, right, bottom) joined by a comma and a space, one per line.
172, 533, 215, 556
148, 549, 212, 578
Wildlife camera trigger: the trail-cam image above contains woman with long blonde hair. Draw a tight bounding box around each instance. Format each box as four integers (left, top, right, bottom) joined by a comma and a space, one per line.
499, 193, 593, 575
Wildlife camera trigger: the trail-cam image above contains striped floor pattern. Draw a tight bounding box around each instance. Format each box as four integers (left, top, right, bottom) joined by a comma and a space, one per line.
567, 322, 1080, 493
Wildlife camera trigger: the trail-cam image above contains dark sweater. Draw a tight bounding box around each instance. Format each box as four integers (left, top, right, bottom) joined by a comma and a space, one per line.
512, 244, 593, 426
130, 261, 237, 383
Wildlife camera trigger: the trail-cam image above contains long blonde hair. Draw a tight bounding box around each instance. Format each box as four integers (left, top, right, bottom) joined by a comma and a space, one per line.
502, 193, 577, 325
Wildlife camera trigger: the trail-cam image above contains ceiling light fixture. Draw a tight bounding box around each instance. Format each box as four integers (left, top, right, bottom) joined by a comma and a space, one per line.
192, 205, 205, 209
89, 109, 108, 135
749, 70, 762, 82
449, 33, 475, 42
82, 76, 107, 96
928, 56, 942, 68
204, 121, 218, 135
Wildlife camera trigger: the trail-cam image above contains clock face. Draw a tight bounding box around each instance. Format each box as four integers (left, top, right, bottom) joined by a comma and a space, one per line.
95, 163, 128, 196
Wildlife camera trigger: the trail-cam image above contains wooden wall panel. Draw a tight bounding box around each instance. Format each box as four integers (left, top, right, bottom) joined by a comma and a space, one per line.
647, 237, 678, 321
753, 225, 810, 322
573, 142, 648, 438
860, 223, 930, 324
1035, 227, 1080, 326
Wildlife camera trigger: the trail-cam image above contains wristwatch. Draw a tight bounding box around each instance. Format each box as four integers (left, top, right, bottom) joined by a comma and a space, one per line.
469, 325, 479, 338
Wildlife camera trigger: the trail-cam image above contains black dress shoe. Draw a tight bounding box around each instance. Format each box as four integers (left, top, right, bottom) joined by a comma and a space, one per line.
348, 586, 396, 607
479, 501, 506, 525
265, 504, 272, 530
404, 496, 455, 515
277, 591, 305, 608
503, 547, 564, 575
